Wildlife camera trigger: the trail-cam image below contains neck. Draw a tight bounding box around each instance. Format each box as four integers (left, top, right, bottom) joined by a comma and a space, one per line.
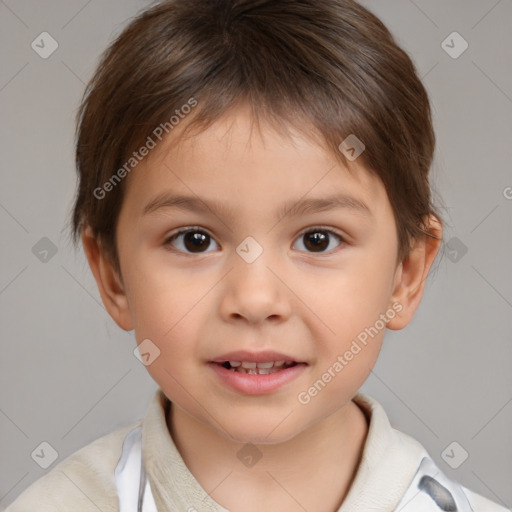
167, 398, 369, 512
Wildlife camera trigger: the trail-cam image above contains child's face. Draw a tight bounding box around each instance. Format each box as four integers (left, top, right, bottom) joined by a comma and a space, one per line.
98, 107, 414, 443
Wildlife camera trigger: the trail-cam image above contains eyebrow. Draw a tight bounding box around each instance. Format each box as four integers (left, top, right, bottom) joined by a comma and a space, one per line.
142, 192, 372, 220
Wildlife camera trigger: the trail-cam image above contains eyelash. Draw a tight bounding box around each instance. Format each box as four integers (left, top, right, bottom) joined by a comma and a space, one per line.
163, 225, 346, 255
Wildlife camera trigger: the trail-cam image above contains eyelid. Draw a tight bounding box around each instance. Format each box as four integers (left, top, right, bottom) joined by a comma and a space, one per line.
163, 225, 215, 245
296, 225, 345, 239
165, 225, 345, 241
166, 225, 211, 237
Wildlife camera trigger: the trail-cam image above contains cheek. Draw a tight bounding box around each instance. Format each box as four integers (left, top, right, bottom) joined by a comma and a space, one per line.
296, 334, 382, 423
125, 255, 204, 350
128, 267, 204, 400
320, 264, 395, 329
305, 257, 395, 371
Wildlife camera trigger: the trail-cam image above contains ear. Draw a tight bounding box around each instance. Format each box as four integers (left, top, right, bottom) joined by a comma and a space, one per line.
81, 226, 134, 331
387, 215, 442, 330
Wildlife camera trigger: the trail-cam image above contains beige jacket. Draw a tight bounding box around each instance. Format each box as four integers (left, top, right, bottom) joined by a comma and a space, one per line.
4, 389, 508, 512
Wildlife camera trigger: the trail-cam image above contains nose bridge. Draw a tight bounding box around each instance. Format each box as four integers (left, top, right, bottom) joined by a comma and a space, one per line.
220, 235, 291, 323
233, 235, 280, 295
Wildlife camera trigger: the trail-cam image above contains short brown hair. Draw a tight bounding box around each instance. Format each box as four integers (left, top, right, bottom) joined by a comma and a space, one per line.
69, 0, 439, 273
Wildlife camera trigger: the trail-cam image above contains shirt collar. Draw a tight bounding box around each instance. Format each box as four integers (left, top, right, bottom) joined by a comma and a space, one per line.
338, 393, 425, 511
142, 389, 424, 512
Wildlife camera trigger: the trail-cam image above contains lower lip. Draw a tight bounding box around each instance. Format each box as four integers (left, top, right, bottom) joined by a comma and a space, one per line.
208, 363, 307, 395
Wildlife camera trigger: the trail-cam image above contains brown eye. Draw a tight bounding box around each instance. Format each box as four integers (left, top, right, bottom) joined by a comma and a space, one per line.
165, 228, 219, 254
293, 228, 343, 254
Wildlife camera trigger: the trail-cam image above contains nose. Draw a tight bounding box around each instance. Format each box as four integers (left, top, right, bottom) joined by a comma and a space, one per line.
219, 250, 292, 325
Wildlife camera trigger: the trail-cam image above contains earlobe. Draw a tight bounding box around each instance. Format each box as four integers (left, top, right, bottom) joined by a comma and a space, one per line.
387, 215, 442, 330
81, 226, 134, 331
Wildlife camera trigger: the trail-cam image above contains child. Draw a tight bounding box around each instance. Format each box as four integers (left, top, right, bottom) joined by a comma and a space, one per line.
5, 0, 508, 511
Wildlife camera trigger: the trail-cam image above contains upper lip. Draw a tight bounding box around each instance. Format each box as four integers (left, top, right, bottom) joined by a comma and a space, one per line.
210, 350, 305, 364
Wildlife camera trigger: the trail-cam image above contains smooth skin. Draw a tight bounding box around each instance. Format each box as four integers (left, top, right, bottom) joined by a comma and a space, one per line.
82, 105, 441, 512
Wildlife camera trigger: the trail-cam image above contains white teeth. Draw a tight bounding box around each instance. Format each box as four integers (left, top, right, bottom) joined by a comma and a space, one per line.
256, 362, 274, 369
229, 361, 291, 370
225, 360, 297, 374
228, 361, 290, 368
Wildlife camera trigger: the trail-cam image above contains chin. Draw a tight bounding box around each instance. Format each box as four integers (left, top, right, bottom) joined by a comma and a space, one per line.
217, 415, 304, 446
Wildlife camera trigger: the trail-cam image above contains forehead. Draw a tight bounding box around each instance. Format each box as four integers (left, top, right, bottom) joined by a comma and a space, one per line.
121, 107, 388, 222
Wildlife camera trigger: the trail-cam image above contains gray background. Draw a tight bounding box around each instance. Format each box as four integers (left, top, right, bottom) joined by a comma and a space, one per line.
1, 0, 511, 508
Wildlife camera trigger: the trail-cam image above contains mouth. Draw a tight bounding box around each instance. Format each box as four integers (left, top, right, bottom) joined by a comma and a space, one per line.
216, 360, 299, 375
208, 358, 307, 395
208, 350, 307, 394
